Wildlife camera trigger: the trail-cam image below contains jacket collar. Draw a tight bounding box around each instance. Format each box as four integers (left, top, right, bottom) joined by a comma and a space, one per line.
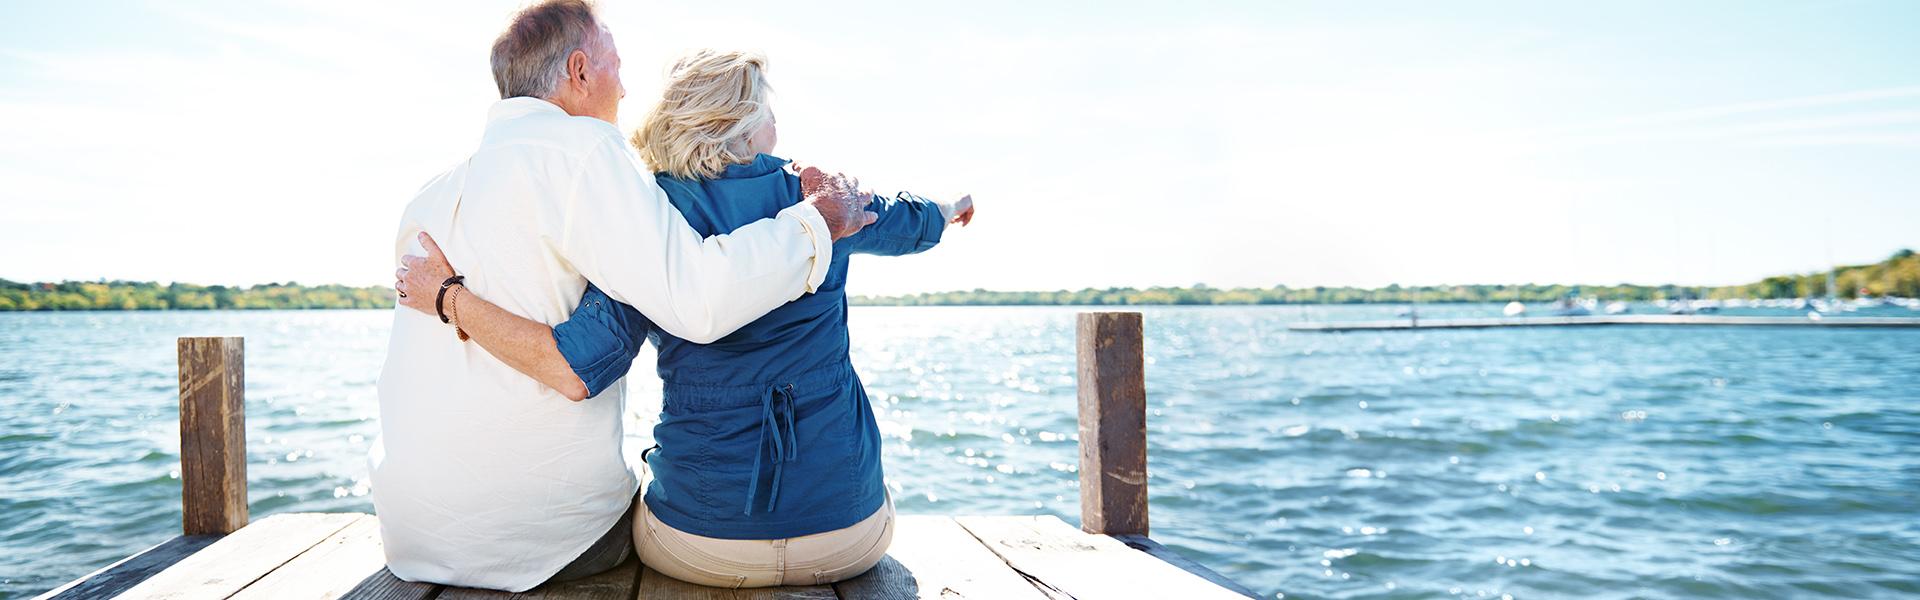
718, 154, 788, 180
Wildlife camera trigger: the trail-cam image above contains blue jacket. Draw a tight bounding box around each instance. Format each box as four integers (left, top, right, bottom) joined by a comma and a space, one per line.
551, 154, 946, 539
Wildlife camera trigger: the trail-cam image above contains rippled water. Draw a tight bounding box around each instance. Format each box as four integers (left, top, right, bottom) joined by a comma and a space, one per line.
4, 307, 1919, 598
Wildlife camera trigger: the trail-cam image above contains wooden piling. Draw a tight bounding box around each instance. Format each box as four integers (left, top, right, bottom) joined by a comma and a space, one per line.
177, 336, 248, 535
1076, 312, 1148, 536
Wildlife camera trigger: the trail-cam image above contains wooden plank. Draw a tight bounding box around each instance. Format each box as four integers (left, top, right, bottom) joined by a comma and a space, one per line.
1110, 535, 1259, 599
34, 535, 221, 600
117, 512, 362, 600
437, 557, 641, 600
635, 565, 837, 600
230, 515, 389, 599
825, 557, 920, 600
833, 515, 1050, 600
178, 336, 248, 535
339, 568, 440, 600
955, 516, 1248, 600
1076, 312, 1148, 536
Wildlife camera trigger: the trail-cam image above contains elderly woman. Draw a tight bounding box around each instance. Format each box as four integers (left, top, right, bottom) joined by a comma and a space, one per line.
396, 49, 974, 588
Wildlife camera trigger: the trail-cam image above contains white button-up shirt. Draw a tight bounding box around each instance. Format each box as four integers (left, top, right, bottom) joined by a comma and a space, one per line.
371, 98, 831, 592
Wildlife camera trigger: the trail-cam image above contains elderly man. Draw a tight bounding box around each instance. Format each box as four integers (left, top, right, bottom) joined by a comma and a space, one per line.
371, 0, 873, 592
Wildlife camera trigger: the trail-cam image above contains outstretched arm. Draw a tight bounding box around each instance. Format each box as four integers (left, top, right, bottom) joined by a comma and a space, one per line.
840, 192, 974, 257
397, 233, 590, 401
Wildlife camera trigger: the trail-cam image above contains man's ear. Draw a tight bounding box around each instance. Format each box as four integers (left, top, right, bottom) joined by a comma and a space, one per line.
567, 49, 591, 88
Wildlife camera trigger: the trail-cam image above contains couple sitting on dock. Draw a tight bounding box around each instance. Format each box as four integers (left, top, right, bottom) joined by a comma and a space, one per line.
377, 0, 975, 593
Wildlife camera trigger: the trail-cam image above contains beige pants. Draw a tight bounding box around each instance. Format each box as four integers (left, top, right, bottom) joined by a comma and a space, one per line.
630, 469, 894, 588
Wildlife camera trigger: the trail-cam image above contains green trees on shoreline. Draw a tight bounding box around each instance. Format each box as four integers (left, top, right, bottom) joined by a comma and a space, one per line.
853, 249, 1920, 307
3, 250, 1913, 311
0, 280, 392, 311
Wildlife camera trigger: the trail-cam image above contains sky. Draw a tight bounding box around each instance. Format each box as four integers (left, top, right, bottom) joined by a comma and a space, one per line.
2, 0, 1917, 296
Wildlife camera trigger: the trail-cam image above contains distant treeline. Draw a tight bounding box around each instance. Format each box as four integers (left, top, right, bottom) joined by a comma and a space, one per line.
4, 249, 1915, 311
0, 280, 391, 311
853, 249, 1920, 306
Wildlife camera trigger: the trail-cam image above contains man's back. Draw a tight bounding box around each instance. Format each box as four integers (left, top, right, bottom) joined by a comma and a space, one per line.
372, 98, 639, 592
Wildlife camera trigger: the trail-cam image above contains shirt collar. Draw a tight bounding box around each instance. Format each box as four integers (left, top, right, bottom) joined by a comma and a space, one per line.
487, 96, 569, 123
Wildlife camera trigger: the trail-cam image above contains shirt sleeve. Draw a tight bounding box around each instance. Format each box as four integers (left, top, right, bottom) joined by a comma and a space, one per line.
837, 192, 947, 258
551, 284, 653, 398
554, 137, 832, 344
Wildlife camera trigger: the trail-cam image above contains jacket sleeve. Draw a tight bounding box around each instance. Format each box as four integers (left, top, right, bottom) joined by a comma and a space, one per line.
551, 284, 654, 398
837, 192, 947, 257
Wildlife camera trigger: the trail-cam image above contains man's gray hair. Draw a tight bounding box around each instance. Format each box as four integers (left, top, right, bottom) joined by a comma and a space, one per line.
489, 0, 600, 100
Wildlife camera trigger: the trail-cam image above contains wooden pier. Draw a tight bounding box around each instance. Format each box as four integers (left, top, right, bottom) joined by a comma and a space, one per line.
37, 313, 1257, 600
1288, 313, 1920, 332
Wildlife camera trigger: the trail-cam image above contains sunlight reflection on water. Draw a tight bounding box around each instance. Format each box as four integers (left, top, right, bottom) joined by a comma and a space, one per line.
3, 307, 1920, 598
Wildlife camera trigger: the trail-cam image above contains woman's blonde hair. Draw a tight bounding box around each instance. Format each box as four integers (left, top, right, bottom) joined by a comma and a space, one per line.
633, 50, 773, 180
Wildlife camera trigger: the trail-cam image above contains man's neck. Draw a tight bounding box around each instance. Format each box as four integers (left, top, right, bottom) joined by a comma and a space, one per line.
541, 94, 580, 117
542, 94, 615, 124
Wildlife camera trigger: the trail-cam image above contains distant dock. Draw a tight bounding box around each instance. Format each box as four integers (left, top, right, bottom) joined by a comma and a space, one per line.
1289, 314, 1920, 332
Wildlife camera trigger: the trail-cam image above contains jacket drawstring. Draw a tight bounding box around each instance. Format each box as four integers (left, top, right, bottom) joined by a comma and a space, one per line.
743, 383, 799, 515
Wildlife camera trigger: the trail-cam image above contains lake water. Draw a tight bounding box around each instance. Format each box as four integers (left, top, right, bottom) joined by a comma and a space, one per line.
3, 306, 1918, 599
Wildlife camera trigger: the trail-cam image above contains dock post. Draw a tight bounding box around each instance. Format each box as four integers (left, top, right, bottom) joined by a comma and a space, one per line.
1076, 312, 1148, 536
177, 336, 248, 535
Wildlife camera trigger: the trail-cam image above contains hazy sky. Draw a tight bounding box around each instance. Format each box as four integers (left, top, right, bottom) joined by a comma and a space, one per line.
3, 0, 1917, 295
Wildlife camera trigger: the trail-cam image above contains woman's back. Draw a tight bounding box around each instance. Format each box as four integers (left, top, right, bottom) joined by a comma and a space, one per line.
557, 153, 949, 539
647, 154, 856, 384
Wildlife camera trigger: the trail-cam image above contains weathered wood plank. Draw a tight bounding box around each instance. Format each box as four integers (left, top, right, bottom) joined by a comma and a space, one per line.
633, 568, 727, 600
437, 557, 641, 600
1076, 312, 1148, 536
1110, 535, 1259, 599
178, 336, 248, 536
339, 568, 440, 600
635, 565, 837, 600
955, 516, 1248, 600
34, 534, 221, 600
732, 584, 839, 600
116, 512, 362, 600
833, 515, 1050, 600
824, 557, 915, 600
230, 515, 388, 599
